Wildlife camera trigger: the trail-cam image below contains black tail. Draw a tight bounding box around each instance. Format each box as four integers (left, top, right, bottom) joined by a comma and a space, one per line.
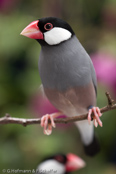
83, 135, 100, 156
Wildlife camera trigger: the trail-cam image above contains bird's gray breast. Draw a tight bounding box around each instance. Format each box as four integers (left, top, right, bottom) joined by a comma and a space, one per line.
39, 35, 93, 91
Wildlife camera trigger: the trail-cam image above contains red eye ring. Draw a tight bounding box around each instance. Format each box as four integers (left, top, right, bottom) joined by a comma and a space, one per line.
44, 23, 53, 31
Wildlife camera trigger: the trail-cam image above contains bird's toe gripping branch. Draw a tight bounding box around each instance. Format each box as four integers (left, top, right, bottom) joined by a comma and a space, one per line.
40, 112, 62, 135
88, 107, 102, 127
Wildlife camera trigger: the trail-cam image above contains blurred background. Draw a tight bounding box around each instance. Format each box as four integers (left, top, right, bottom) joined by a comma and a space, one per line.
0, 0, 116, 173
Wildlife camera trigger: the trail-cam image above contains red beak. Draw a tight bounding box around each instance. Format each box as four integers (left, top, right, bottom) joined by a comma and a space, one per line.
20, 20, 43, 40
66, 153, 86, 172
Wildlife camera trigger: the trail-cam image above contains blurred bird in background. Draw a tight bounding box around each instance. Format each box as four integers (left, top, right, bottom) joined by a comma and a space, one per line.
36, 153, 85, 174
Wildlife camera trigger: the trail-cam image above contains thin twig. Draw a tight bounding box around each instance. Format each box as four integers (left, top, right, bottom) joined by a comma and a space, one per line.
0, 92, 116, 127
105, 92, 114, 106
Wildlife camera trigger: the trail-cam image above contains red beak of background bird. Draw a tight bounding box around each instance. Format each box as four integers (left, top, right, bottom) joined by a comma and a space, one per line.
66, 153, 86, 172
20, 20, 44, 40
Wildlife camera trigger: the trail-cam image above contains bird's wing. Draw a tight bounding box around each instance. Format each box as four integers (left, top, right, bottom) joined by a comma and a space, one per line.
39, 84, 46, 98
89, 60, 97, 95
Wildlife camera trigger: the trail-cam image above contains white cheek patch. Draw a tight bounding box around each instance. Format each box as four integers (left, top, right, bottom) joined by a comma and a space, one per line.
37, 160, 65, 174
44, 27, 72, 45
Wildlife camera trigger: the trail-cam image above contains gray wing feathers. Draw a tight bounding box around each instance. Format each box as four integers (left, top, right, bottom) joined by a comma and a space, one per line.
89, 59, 97, 95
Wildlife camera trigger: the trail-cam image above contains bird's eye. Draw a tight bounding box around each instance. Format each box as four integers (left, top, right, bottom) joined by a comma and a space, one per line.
44, 23, 53, 31
54, 156, 64, 163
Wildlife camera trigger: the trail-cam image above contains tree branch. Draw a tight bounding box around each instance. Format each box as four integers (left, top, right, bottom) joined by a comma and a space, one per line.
0, 92, 116, 127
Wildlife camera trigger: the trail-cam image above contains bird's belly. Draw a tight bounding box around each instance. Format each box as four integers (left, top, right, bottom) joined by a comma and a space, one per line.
44, 82, 96, 117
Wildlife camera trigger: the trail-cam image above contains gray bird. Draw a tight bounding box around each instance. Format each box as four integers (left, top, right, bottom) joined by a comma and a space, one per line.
21, 17, 102, 156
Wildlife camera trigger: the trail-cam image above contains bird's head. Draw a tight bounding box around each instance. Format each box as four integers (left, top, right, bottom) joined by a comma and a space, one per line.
37, 153, 86, 174
20, 17, 75, 46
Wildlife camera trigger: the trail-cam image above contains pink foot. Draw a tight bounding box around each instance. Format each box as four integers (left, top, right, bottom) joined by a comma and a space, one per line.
40, 112, 62, 135
88, 107, 102, 127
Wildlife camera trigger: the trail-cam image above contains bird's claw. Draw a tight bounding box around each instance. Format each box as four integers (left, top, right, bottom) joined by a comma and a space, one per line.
41, 114, 56, 135
41, 112, 63, 135
88, 107, 102, 127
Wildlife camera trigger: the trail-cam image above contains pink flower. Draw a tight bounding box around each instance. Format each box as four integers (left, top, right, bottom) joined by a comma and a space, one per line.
91, 52, 116, 97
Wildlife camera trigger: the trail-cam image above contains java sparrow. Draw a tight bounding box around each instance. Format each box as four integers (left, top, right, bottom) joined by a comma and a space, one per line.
21, 17, 102, 156
36, 153, 85, 174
